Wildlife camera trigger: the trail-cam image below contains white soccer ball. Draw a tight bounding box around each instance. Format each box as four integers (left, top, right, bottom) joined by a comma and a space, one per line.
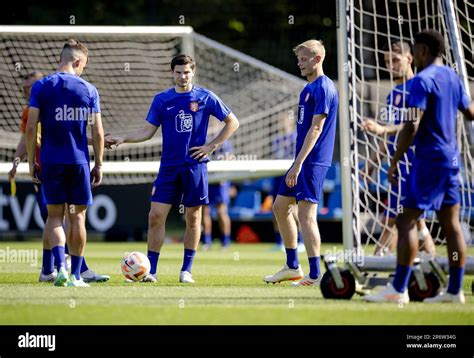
121, 252, 151, 281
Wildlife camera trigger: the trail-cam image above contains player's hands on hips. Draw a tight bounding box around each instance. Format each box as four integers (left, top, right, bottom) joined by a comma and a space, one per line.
29, 162, 41, 184
388, 163, 398, 185
285, 162, 302, 188
189, 144, 217, 161
90, 166, 103, 188
362, 119, 385, 135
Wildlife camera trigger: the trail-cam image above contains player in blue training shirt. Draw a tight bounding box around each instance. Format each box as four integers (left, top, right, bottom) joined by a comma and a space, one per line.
109, 54, 239, 283
264, 40, 339, 286
26, 39, 105, 287
365, 30, 474, 304
362, 41, 435, 257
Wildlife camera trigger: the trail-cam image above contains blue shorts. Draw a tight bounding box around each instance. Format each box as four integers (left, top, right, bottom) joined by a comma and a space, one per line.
272, 176, 285, 198
41, 163, 93, 206
402, 161, 460, 211
277, 163, 328, 204
209, 181, 230, 205
151, 163, 209, 207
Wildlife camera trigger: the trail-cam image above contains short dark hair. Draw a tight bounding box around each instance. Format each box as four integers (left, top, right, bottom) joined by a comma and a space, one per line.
414, 29, 445, 57
60, 39, 89, 61
384, 40, 412, 56
23, 70, 44, 80
170, 54, 195, 71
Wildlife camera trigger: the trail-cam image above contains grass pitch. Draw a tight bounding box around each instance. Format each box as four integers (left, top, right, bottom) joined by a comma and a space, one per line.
0, 241, 473, 325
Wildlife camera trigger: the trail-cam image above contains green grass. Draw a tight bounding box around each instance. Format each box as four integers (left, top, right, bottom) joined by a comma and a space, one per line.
0, 241, 473, 325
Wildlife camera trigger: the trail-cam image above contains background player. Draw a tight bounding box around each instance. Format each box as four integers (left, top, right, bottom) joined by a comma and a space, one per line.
365, 30, 474, 304
108, 54, 239, 283
26, 39, 104, 287
362, 41, 435, 257
264, 40, 338, 286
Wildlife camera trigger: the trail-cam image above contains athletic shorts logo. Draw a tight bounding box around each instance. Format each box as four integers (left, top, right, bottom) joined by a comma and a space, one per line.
297, 105, 304, 124
151, 186, 156, 196
190, 102, 199, 112
175, 110, 193, 132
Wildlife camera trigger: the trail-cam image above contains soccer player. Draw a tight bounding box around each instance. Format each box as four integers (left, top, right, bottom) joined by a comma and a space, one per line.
263, 40, 338, 286
10, 71, 109, 284
365, 30, 474, 304
201, 140, 233, 250
26, 39, 105, 287
362, 41, 436, 257
109, 54, 239, 283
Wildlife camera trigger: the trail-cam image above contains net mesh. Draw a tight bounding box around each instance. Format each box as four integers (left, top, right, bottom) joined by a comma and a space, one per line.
0, 29, 304, 184
347, 0, 474, 249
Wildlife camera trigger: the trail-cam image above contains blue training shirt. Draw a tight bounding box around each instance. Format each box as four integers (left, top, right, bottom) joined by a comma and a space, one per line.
407, 64, 470, 168
385, 79, 416, 175
29, 72, 100, 165
146, 86, 231, 167
295, 75, 338, 167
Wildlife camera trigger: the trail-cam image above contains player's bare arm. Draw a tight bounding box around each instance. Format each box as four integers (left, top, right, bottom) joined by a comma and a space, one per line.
285, 113, 326, 188
189, 113, 239, 161
25, 107, 40, 184
362, 119, 403, 136
462, 100, 474, 121
90, 112, 105, 188
109, 121, 158, 146
8, 134, 26, 179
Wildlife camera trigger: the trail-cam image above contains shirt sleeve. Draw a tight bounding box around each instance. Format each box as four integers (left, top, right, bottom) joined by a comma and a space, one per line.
28, 81, 41, 109
90, 85, 101, 113
313, 82, 332, 116
458, 79, 471, 112
406, 76, 428, 111
145, 95, 163, 127
208, 92, 231, 121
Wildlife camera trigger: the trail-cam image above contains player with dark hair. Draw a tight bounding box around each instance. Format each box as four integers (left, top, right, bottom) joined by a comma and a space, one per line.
26, 39, 105, 287
362, 41, 435, 257
109, 54, 239, 283
365, 30, 474, 303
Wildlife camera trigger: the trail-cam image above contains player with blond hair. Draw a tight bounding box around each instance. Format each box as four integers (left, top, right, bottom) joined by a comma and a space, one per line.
264, 40, 338, 286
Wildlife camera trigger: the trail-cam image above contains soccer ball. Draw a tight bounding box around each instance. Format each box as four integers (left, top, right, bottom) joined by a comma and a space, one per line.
121, 252, 150, 281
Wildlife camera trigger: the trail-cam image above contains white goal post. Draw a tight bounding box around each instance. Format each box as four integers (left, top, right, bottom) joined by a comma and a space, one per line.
338, 0, 474, 257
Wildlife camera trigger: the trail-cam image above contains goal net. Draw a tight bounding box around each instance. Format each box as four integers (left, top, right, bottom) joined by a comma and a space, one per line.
0, 26, 304, 184
343, 0, 474, 253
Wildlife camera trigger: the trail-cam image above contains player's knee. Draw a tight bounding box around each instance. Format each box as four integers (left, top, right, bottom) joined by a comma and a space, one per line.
148, 208, 167, 226
272, 200, 287, 218
297, 211, 315, 228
